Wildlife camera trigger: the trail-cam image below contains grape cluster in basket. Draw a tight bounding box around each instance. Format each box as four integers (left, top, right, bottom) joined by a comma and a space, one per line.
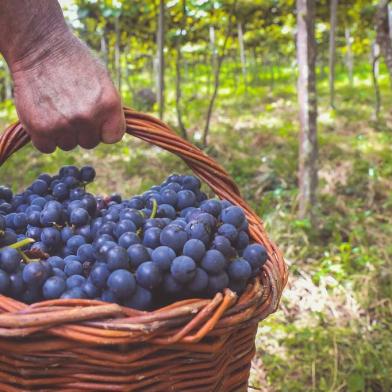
0, 166, 268, 310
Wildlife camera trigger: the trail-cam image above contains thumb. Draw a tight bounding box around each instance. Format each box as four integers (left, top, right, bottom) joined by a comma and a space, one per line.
101, 108, 126, 144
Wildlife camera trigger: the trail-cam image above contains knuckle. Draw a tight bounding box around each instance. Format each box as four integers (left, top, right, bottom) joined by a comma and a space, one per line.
34, 119, 68, 136
24, 119, 48, 136
71, 110, 92, 125
36, 125, 55, 137
102, 91, 122, 113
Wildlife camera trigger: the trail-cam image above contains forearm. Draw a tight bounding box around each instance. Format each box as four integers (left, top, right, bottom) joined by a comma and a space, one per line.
0, 0, 71, 71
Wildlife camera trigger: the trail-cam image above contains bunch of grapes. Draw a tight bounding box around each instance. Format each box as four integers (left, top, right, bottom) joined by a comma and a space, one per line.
0, 167, 268, 310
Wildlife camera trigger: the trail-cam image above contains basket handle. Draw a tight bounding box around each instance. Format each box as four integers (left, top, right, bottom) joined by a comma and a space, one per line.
0, 108, 251, 218
0, 107, 287, 303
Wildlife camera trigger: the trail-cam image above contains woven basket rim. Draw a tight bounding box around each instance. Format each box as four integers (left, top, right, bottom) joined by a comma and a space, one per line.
0, 107, 288, 346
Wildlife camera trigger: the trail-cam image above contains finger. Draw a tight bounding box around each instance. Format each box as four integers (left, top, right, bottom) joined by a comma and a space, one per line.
68, 116, 100, 150
77, 127, 100, 150
31, 136, 57, 154
100, 108, 126, 144
56, 129, 78, 151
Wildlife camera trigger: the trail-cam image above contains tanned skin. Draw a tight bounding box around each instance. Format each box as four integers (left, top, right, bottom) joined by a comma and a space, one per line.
0, 0, 125, 153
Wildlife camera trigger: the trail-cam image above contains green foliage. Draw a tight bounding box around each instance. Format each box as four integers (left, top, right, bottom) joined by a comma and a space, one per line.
1, 63, 391, 392
0, 1, 392, 391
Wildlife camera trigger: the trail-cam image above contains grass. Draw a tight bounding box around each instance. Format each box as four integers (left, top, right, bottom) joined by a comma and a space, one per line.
0, 61, 391, 391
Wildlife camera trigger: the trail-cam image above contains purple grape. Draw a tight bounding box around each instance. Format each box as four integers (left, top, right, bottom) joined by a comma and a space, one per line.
127, 244, 150, 270
22, 262, 46, 287
182, 175, 201, 191
207, 271, 229, 295
217, 223, 238, 243
227, 258, 252, 281
107, 269, 136, 299
61, 287, 86, 299
201, 250, 226, 274
123, 285, 153, 310
43, 276, 66, 299
80, 166, 96, 183
171, 256, 196, 283
242, 244, 268, 270
136, 261, 162, 289
143, 227, 162, 249
221, 206, 246, 228
41, 227, 61, 247
64, 260, 83, 276
118, 232, 141, 248
106, 246, 130, 271
177, 190, 196, 210
0, 269, 10, 294
163, 273, 183, 295
66, 274, 86, 289
185, 221, 211, 246
90, 263, 110, 289
151, 246, 176, 271
200, 199, 222, 217
183, 239, 206, 262
0, 247, 22, 273
70, 208, 89, 227
160, 225, 188, 253
187, 268, 208, 293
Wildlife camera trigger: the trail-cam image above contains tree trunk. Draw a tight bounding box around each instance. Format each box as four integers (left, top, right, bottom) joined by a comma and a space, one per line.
296, 0, 318, 221
329, 0, 338, 108
389, 3, 392, 40
372, 52, 381, 121
175, 47, 187, 139
371, 41, 381, 120
209, 26, 217, 71
372, 41, 381, 78
124, 45, 131, 97
100, 34, 108, 67
209, 25, 216, 96
202, 56, 224, 146
114, 15, 122, 94
150, 56, 155, 91
202, 2, 237, 146
344, 25, 354, 86
237, 21, 247, 88
157, 0, 165, 120
175, 0, 187, 139
376, 0, 392, 85
4, 68, 12, 100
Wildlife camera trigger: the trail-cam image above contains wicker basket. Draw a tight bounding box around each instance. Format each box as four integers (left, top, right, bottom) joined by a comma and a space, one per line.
0, 107, 287, 391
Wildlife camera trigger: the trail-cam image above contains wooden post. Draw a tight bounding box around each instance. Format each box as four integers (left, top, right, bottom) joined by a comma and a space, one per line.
328, 0, 338, 108
296, 0, 318, 221
157, 0, 165, 119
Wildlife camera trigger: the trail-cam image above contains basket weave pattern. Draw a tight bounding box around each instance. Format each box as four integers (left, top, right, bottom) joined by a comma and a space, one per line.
0, 108, 287, 391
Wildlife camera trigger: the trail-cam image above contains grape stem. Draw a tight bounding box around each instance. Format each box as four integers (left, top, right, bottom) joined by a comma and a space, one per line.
19, 251, 40, 264
150, 199, 158, 219
1, 237, 35, 250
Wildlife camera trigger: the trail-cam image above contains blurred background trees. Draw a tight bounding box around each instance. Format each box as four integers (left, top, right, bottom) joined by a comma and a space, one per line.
1, 0, 389, 221
0, 1, 391, 391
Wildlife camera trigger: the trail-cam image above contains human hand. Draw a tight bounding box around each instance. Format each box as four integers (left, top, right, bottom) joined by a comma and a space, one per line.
10, 33, 125, 153
0, 0, 125, 153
